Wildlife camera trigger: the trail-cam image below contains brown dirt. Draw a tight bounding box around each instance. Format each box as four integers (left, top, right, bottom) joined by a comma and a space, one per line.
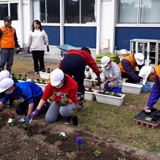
0, 109, 159, 160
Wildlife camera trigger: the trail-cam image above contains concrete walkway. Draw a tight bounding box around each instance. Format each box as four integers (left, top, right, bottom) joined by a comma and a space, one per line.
14, 52, 62, 64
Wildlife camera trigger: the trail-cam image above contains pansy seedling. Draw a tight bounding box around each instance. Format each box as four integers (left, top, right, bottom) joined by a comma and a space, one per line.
7, 118, 15, 126
94, 150, 102, 157
76, 137, 84, 149
59, 132, 67, 140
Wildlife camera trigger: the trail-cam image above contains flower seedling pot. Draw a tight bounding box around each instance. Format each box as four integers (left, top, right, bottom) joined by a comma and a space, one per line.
94, 91, 125, 106
85, 88, 96, 101
39, 71, 50, 79
122, 82, 142, 94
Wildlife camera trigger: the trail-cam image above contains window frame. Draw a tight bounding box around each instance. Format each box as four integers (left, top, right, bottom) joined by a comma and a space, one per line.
0, 1, 19, 21
116, 0, 160, 27
40, 0, 97, 27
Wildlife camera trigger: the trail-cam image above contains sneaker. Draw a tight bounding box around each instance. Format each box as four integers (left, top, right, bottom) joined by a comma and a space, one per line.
7, 104, 13, 108
64, 115, 72, 125
33, 71, 39, 76
78, 106, 86, 112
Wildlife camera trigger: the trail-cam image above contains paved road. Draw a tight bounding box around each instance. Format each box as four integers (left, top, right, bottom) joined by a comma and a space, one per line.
14, 52, 62, 64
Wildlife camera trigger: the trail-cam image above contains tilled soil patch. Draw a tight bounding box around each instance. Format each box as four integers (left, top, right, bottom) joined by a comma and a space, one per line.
0, 110, 160, 160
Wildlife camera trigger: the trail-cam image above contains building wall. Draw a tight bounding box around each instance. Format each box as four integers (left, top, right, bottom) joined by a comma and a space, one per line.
64, 27, 96, 48
100, 0, 115, 53
115, 27, 160, 51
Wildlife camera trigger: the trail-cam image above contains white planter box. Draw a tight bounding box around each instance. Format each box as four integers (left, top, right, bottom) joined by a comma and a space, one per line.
36, 83, 47, 91
94, 91, 125, 106
84, 79, 94, 87
18, 79, 31, 82
122, 82, 142, 94
85, 88, 96, 101
39, 71, 50, 79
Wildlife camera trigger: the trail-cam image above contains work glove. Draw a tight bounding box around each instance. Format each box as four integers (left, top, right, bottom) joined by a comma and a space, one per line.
96, 77, 101, 86
59, 97, 69, 106
24, 114, 31, 123
15, 48, 20, 54
104, 80, 110, 89
31, 109, 40, 119
47, 45, 50, 52
28, 47, 30, 53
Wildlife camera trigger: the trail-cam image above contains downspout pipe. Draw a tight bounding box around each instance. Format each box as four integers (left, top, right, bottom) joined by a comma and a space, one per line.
60, 0, 64, 45
19, 0, 23, 48
96, 0, 101, 56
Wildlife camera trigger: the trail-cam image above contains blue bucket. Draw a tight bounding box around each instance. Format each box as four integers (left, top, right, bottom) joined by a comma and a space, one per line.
141, 82, 151, 92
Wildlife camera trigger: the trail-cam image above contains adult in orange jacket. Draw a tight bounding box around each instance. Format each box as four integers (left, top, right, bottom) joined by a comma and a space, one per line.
59, 47, 101, 112
31, 68, 78, 125
0, 16, 19, 72
119, 53, 144, 83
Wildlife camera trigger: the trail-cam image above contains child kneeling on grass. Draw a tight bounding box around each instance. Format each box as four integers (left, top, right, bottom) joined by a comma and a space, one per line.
31, 68, 78, 125
0, 78, 48, 122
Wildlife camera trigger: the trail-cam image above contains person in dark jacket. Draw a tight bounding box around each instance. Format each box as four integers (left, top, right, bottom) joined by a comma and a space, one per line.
119, 52, 144, 83
59, 47, 101, 112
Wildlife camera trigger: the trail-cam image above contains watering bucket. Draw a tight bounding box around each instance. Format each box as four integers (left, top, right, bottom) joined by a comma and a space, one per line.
141, 82, 151, 92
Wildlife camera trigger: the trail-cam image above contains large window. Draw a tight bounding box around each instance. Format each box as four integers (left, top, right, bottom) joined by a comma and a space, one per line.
65, 0, 96, 23
118, 0, 160, 24
10, 3, 18, 20
40, 0, 60, 23
0, 4, 8, 20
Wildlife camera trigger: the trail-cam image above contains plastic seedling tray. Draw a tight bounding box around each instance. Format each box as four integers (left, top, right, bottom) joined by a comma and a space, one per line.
134, 109, 160, 128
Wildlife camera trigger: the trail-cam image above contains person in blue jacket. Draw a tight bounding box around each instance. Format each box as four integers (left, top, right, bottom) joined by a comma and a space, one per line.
0, 78, 44, 122
139, 65, 160, 111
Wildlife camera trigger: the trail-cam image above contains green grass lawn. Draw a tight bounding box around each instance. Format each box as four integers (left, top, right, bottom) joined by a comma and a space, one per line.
10, 59, 160, 153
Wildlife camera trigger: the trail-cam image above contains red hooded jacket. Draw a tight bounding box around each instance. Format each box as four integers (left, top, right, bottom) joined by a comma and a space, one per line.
59, 49, 100, 77
41, 74, 78, 104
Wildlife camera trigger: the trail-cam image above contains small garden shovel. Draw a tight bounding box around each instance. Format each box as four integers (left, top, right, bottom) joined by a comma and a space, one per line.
26, 118, 33, 135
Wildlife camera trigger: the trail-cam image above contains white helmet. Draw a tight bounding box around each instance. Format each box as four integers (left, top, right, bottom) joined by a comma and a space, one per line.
134, 53, 144, 65
50, 68, 64, 86
139, 66, 152, 84
0, 70, 10, 82
120, 49, 128, 55
101, 56, 110, 67
0, 78, 14, 93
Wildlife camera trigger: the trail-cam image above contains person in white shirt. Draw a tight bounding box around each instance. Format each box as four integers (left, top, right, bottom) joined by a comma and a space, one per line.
28, 20, 49, 76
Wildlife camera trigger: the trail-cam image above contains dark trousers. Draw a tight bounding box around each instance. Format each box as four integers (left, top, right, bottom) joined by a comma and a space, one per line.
16, 97, 42, 115
61, 54, 85, 93
32, 51, 45, 72
121, 71, 139, 83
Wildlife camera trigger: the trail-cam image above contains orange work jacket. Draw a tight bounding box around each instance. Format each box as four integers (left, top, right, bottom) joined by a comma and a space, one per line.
118, 53, 138, 74
0, 25, 16, 48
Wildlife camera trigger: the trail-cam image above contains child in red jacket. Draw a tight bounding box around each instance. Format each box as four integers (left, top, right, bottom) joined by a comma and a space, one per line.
31, 68, 78, 124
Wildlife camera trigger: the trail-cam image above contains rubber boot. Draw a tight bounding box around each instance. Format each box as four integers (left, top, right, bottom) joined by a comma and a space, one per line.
77, 92, 85, 112
7, 66, 11, 73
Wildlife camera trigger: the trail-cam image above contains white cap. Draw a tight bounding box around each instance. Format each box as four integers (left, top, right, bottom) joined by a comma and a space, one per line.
0, 70, 10, 82
101, 56, 111, 67
139, 66, 152, 84
134, 53, 144, 65
120, 49, 128, 55
50, 68, 64, 86
0, 78, 14, 93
